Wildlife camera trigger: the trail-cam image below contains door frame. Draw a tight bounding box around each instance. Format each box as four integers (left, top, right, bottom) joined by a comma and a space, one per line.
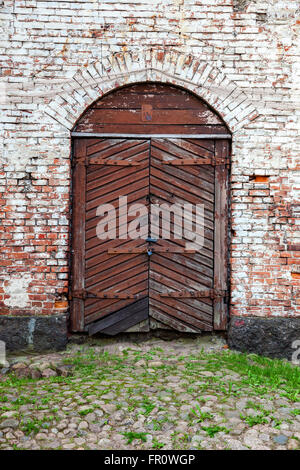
213, 139, 230, 330
70, 134, 230, 332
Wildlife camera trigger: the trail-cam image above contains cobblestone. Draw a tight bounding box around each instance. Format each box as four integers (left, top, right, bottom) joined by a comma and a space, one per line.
0, 337, 299, 450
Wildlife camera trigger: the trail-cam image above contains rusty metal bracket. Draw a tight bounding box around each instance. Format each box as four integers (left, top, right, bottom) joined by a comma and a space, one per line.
108, 248, 146, 254
72, 156, 89, 168
89, 158, 141, 166
159, 289, 227, 299
69, 289, 86, 300
108, 247, 196, 254
161, 158, 229, 166
70, 289, 142, 300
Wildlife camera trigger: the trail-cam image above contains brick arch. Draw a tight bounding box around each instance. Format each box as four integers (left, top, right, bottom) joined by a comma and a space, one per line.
42, 49, 258, 133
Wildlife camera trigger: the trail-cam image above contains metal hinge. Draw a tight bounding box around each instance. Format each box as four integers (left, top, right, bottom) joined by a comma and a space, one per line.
159, 289, 227, 299
161, 158, 229, 166
89, 158, 141, 166
72, 156, 88, 168
108, 247, 196, 255
70, 289, 142, 300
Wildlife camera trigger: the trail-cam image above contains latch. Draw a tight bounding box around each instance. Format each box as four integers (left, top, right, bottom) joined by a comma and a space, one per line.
146, 237, 157, 243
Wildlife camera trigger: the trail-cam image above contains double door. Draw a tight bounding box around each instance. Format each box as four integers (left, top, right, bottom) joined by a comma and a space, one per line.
71, 137, 229, 334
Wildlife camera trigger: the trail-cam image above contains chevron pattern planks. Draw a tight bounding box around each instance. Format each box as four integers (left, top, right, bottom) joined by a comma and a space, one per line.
71, 135, 229, 335
149, 138, 215, 332
84, 138, 150, 327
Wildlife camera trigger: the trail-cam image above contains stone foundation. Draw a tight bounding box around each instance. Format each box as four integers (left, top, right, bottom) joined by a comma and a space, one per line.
0, 315, 68, 353
228, 317, 300, 360
1, 314, 300, 360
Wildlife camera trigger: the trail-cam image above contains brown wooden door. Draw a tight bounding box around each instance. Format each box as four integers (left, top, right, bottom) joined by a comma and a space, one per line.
71, 137, 229, 334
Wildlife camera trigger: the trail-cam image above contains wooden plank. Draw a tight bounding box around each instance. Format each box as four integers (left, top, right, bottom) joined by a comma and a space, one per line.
86, 163, 148, 193
93, 93, 215, 110
86, 267, 148, 294
84, 281, 148, 323
150, 262, 213, 295
74, 124, 229, 135
70, 139, 86, 332
86, 256, 148, 287
88, 298, 148, 335
85, 169, 149, 211
149, 185, 215, 224
150, 170, 215, 209
213, 140, 229, 330
150, 295, 212, 328
151, 138, 214, 158
73, 132, 231, 139
170, 138, 215, 154
78, 108, 223, 126
86, 168, 149, 206
152, 292, 213, 321
87, 139, 149, 159
149, 305, 204, 333
74, 84, 226, 135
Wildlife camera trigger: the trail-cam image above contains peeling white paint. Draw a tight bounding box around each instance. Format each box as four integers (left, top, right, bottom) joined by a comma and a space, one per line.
3, 147, 33, 171
2, 142, 70, 172
27, 318, 36, 345
4, 274, 32, 308
0, 340, 9, 367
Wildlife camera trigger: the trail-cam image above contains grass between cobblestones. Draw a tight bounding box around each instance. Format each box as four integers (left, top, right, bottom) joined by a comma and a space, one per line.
0, 339, 299, 450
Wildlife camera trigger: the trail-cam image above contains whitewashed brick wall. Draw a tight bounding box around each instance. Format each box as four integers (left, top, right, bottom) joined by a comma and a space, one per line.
0, 0, 299, 318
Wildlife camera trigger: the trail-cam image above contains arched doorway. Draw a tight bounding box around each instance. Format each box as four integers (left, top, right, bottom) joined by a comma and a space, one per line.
70, 83, 231, 335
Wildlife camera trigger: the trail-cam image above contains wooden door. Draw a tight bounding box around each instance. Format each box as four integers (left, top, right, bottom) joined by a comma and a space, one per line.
71, 136, 229, 334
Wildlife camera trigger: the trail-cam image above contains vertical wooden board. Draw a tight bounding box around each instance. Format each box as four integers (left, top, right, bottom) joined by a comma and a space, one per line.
213, 140, 229, 330
70, 139, 86, 331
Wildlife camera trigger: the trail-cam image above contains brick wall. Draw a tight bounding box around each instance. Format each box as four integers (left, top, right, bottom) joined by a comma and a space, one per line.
0, 0, 299, 319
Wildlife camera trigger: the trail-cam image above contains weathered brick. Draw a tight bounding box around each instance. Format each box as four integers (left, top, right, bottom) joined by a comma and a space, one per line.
0, 0, 298, 321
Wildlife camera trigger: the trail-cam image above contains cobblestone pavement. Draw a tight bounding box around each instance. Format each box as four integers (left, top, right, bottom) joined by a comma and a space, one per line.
0, 336, 299, 450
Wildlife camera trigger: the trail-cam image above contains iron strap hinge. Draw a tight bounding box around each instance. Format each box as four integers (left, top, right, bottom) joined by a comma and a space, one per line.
108, 248, 196, 255
70, 289, 142, 300
159, 289, 227, 299
88, 158, 142, 166
72, 158, 229, 167
73, 158, 143, 167
72, 156, 89, 168
161, 158, 229, 166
